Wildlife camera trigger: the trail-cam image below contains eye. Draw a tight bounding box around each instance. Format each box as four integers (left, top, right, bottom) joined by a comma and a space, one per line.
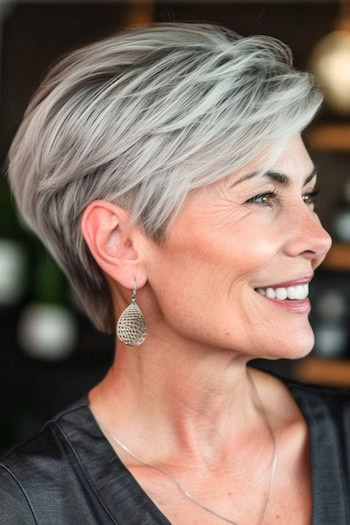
247, 190, 277, 206
303, 187, 320, 207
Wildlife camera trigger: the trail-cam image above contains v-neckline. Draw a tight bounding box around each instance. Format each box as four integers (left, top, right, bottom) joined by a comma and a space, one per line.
60, 372, 348, 524
283, 378, 349, 524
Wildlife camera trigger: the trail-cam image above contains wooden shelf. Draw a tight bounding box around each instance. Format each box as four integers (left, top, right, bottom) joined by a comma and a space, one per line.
293, 357, 350, 388
322, 242, 350, 271
306, 124, 350, 151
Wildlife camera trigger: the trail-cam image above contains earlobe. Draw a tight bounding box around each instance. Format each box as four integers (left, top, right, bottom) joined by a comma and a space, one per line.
80, 200, 146, 289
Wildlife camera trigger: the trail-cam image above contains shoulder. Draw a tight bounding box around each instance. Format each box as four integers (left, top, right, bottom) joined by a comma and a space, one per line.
277, 371, 350, 440
251, 363, 350, 402
0, 396, 90, 523
283, 375, 350, 432
0, 395, 89, 475
282, 373, 350, 407
250, 364, 350, 428
0, 463, 38, 524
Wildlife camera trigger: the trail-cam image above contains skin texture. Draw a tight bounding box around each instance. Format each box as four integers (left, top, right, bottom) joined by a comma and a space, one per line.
82, 134, 332, 524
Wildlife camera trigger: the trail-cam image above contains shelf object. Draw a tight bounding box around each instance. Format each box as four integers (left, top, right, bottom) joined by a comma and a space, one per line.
293, 357, 350, 387
306, 124, 350, 151
322, 242, 350, 270
309, 0, 350, 115
122, 0, 154, 28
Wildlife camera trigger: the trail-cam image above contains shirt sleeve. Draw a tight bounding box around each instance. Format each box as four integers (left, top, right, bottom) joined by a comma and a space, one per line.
0, 464, 37, 524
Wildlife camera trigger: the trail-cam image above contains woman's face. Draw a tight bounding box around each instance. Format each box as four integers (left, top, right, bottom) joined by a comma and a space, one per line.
146, 134, 332, 359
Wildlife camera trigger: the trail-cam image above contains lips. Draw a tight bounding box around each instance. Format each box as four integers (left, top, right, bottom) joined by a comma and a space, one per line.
255, 275, 313, 289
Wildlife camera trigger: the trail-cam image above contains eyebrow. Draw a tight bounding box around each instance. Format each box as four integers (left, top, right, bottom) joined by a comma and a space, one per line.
229, 166, 318, 188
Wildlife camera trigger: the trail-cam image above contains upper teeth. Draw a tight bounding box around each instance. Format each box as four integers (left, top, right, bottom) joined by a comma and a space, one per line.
256, 284, 309, 300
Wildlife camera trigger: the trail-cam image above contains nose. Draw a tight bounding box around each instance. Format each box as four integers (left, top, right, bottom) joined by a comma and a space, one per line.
283, 207, 332, 268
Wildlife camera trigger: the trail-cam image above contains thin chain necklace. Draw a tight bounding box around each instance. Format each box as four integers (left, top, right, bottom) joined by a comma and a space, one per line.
92, 370, 278, 525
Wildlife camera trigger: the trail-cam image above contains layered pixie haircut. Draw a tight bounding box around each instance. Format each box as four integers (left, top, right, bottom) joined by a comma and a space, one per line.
8, 22, 323, 334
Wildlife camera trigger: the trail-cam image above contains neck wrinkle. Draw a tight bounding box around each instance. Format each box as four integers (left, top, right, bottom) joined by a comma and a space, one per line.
89, 334, 266, 469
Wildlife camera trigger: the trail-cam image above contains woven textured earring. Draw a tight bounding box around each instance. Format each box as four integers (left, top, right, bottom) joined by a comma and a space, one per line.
116, 280, 146, 346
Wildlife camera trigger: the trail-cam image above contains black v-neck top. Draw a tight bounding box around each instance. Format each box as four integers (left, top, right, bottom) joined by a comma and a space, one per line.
1, 373, 350, 525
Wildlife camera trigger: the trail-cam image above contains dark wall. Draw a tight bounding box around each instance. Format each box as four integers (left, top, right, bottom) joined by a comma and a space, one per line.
1, 2, 131, 160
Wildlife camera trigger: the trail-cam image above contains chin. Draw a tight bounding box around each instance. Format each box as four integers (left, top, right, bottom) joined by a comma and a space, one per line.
258, 330, 315, 361
285, 343, 314, 361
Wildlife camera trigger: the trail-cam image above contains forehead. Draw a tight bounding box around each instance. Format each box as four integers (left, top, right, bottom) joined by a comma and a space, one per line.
178, 134, 316, 214
269, 135, 314, 174
226, 134, 315, 187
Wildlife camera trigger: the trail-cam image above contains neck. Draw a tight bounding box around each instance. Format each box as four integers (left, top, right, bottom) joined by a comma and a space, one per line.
89, 328, 270, 469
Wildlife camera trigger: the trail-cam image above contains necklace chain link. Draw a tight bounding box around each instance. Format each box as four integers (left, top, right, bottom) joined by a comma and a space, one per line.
92, 370, 278, 525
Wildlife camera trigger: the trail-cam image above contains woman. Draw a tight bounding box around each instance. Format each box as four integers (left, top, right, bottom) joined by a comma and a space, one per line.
1, 21, 349, 525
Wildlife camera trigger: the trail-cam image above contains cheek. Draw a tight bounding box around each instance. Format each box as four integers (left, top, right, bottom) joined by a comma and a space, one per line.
203, 231, 280, 283
149, 227, 275, 324
157, 209, 281, 290
146, 238, 220, 335
147, 201, 281, 328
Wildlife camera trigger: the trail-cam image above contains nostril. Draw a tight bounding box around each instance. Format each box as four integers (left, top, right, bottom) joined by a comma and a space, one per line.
301, 250, 319, 261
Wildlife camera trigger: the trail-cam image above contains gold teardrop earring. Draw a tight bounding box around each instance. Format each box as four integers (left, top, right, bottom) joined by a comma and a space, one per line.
116, 279, 146, 346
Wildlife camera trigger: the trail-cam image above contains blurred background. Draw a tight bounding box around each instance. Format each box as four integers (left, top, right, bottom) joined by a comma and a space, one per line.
1, 0, 350, 454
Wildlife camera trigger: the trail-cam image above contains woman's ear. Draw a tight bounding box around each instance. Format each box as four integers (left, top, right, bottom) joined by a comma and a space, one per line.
80, 200, 147, 290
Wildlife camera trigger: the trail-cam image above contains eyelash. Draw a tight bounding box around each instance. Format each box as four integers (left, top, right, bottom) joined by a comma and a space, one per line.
248, 187, 320, 207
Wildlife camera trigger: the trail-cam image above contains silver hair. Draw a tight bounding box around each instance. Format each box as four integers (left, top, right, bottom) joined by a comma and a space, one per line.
7, 22, 323, 334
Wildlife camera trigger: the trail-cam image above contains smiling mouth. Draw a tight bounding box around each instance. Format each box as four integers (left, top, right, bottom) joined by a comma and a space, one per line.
254, 283, 309, 301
